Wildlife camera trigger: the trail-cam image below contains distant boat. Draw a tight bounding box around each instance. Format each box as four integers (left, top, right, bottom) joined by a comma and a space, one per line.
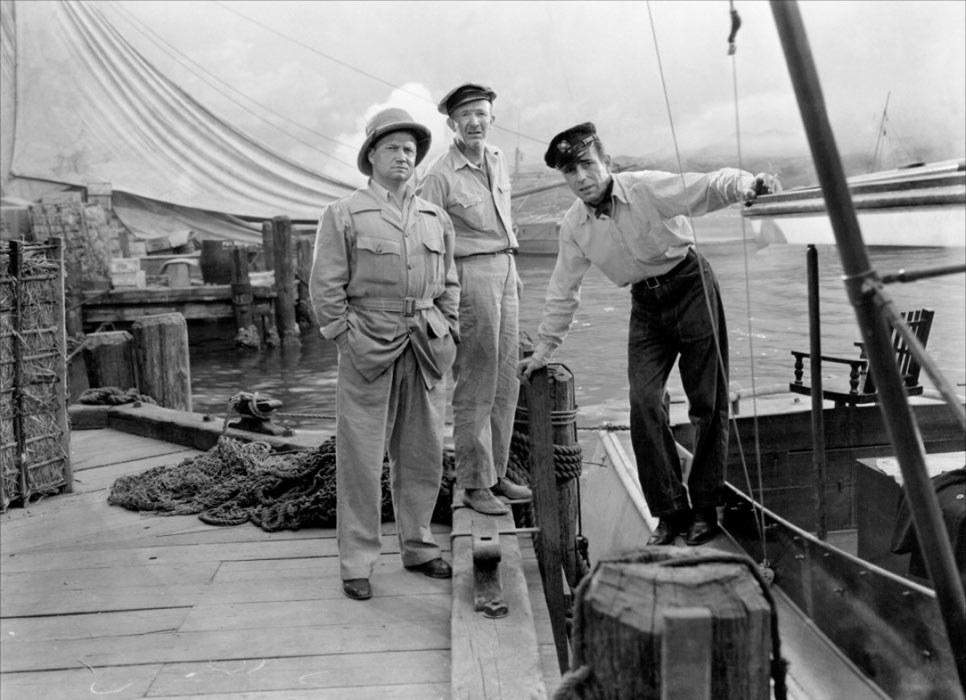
514, 217, 560, 256
743, 159, 966, 247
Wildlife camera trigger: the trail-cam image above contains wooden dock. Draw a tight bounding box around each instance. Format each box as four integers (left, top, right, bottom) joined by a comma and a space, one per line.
1, 421, 561, 698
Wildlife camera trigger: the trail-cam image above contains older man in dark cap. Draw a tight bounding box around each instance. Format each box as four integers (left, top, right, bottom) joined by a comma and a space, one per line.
420, 83, 531, 516
518, 122, 780, 547
310, 107, 460, 600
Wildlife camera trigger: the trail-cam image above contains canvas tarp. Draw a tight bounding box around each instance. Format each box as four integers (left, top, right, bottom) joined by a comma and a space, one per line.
0, 0, 354, 244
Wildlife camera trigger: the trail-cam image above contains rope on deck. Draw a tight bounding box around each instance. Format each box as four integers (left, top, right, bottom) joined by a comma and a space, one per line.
108, 435, 455, 531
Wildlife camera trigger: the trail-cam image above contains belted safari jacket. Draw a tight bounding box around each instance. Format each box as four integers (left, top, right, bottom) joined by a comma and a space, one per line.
309, 182, 460, 389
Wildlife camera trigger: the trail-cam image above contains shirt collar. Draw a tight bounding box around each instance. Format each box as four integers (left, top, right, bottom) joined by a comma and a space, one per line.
449, 140, 499, 171
368, 178, 414, 205
577, 174, 624, 222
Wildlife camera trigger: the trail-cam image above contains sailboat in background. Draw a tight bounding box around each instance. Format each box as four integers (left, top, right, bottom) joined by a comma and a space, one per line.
742, 92, 965, 247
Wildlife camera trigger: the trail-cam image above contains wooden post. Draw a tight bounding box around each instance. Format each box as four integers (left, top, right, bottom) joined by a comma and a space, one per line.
574, 550, 770, 699
524, 366, 571, 672
805, 244, 828, 540
261, 220, 275, 270
83, 331, 137, 389
517, 363, 581, 587
295, 237, 317, 330
131, 313, 191, 411
49, 237, 73, 493
272, 216, 300, 346
230, 246, 259, 349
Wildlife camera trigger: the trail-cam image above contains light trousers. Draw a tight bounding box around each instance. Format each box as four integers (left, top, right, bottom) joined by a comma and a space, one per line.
336, 345, 445, 580
452, 253, 520, 490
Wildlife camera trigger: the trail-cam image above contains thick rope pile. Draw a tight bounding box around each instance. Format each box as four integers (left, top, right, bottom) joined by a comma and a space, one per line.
108, 435, 456, 531
79, 386, 157, 405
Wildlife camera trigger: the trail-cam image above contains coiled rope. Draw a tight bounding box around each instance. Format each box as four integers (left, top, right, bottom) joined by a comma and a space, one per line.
79, 386, 157, 405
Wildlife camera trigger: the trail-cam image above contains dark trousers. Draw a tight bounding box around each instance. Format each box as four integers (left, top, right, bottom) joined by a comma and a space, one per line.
627, 250, 729, 517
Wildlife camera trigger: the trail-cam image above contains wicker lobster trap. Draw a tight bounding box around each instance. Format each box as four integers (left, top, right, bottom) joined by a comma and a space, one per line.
1, 239, 73, 510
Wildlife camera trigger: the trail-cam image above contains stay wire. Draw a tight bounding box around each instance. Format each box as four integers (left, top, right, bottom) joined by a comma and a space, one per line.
645, 1, 768, 557
728, 0, 770, 559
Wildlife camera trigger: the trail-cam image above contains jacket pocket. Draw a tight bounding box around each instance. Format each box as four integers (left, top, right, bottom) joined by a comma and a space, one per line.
355, 236, 402, 286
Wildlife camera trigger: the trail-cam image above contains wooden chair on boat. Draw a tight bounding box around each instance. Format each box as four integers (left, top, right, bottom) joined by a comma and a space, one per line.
789, 308, 935, 407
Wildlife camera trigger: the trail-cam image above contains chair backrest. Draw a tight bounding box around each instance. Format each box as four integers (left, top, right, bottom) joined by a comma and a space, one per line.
862, 308, 934, 393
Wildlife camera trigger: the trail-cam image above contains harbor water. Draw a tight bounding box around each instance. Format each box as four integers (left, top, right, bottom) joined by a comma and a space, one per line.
187, 214, 966, 432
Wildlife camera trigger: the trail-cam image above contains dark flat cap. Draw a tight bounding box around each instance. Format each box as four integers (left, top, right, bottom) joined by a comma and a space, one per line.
438, 82, 497, 115
544, 122, 599, 169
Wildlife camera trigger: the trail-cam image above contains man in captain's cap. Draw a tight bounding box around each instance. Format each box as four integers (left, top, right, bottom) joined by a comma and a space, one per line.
310, 107, 460, 601
420, 83, 531, 516
518, 121, 780, 547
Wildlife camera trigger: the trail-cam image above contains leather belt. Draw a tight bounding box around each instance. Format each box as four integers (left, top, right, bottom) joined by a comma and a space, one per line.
350, 297, 436, 316
637, 249, 696, 289
456, 248, 518, 260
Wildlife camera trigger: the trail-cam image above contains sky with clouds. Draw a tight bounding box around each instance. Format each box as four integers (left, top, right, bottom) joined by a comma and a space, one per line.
97, 0, 966, 188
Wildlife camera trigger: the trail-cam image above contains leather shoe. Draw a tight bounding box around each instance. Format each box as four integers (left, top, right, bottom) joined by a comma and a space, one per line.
492, 477, 532, 500
685, 509, 720, 546
463, 488, 510, 515
342, 578, 371, 600
646, 518, 679, 546
646, 509, 692, 546
405, 558, 452, 579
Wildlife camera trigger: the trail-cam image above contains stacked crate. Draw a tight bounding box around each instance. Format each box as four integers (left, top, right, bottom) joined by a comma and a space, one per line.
109, 258, 145, 288
0, 239, 73, 509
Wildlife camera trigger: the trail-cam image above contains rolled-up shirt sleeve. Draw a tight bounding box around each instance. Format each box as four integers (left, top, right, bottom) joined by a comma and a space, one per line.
310, 203, 351, 340
533, 223, 592, 363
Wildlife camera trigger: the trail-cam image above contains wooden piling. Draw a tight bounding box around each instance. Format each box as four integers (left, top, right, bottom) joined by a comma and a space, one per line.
131, 313, 192, 411
82, 331, 137, 389
523, 366, 572, 672
271, 216, 300, 346
573, 550, 770, 699
230, 246, 259, 349
295, 237, 317, 330
518, 363, 582, 587
261, 220, 275, 271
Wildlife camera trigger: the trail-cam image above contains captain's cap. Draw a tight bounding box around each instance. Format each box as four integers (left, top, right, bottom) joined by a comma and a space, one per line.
544, 122, 600, 169
437, 82, 497, 115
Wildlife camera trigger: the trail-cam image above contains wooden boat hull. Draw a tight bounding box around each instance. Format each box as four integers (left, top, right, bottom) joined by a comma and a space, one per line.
581, 398, 966, 699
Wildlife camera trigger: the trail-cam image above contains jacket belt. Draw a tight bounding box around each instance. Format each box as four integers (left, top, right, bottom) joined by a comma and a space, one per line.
636, 248, 696, 289
456, 248, 518, 260
349, 296, 436, 316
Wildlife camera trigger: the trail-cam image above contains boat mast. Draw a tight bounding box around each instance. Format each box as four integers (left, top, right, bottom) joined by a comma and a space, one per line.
870, 91, 890, 171
769, 1, 966, 686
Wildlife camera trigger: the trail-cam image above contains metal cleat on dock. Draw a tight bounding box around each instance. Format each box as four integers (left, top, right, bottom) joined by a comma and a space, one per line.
227, 391, 291, 437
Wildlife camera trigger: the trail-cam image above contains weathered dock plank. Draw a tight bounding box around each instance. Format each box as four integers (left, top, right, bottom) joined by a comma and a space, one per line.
2, 425, 559, 699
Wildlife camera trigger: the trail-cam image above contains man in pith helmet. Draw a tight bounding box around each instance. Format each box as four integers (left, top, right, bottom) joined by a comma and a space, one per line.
310, 107, 460, 600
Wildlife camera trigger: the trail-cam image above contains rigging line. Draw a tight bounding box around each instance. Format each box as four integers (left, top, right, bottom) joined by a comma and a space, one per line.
209, 0, 545, 146
728, 0, 770, 552
645, 1, 769, 553
101, 1, 359, 171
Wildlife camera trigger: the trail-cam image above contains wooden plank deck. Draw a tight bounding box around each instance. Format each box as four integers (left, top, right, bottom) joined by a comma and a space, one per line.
1, 428, 560, 699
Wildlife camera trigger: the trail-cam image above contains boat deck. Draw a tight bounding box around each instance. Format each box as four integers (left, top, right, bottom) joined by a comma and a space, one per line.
1, 428, 561, 699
